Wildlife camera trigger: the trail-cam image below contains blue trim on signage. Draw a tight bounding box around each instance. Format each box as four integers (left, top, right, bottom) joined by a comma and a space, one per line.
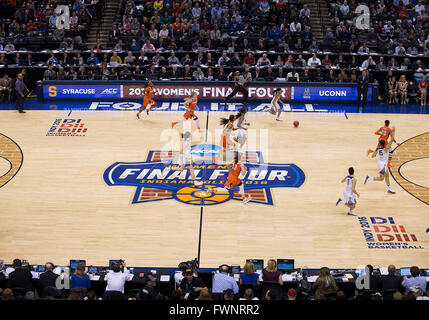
1, 100, 429, 114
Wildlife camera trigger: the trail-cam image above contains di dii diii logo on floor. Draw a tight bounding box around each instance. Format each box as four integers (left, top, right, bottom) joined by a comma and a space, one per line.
47, 119, 88, 136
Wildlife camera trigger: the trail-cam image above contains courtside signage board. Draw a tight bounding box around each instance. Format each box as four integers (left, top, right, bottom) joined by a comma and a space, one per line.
40, 82, 375, 102
43, 84, 121, 98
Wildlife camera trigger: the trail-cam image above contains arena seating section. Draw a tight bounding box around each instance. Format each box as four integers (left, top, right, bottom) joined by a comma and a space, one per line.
0, 0, 428, 101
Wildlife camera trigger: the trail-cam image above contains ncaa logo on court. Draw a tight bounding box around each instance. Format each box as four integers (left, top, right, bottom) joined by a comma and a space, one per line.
103, 145, 305, 206
190, 144, 222, 157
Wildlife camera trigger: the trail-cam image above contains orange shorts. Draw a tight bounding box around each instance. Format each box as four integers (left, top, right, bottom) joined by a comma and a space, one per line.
222, 135, 227, 148
377, 138, 387, 148
184, 111, 197, 120
143, 97, 155, 108
225, 176, 241, 189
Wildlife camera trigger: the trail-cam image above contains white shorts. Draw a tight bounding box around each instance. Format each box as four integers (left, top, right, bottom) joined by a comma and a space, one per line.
343, 191, 355, 206
179, 154, 192, 166
378, 160, 388, 175
235, 129, 247, 144
271, 101, 280, 111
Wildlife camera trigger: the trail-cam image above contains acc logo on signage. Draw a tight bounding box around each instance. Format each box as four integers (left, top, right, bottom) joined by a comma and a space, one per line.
103, 145, 305, 206
0, 133, 23, 189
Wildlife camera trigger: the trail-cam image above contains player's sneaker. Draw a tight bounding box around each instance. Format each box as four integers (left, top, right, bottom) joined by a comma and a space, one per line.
364, 175, 370, 184
347, 211, 357, 216
194, 181, 203, 186
136, 113, 140, 119
387, 187, 396, 194
243, 195, 251, 204
387, 161, 393, 168
146, 109, 150, 115
171, 121, 178, 128
367, 149, 374, 156
336, 198, 343, 206
206, 187, 213, 194
276, 117, 283, 121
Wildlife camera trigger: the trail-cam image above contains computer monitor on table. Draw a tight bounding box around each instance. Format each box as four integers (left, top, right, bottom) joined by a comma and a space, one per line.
400, 268, 411, 277
277, 259, 294, 272
69, 260, 86, 270
246, 259, 264, 272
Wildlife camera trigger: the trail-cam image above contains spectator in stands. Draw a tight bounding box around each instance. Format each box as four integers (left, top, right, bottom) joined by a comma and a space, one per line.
0, 73, 12, 101
398, 74, 408, 104
287, 288, 297, 300
239, 262, 259, 285
46, 54, 59, 66
86, 53, 99, 65
381, 265, 402, 293
358, 42, 370, 54
262, 259, 283, 285
120, 66, 133, 80
257, 53, 271, 67
103, 261, 130, 299
193, 67, 206, 80
312, 267, 338, 300
178, 269, 207, 300
223, 289, 234, 300
239, 288, 259, 300
7, 259, 33, 292
39, 262, 59, 295
70, 262, 91, 297
168, 51, 180, 65
73, 53, 84, 66
402, 266, 427, 294
142, 40, 156, 51
124, 51, 136, 65
336, 291, 346, 300
57, 67, 67, 80
196, 288, 211, 300
243, 52, 256, 66
110, 51, 123, 65
265, 289, 279, 300
146, 64, 159, 80
4, 40, 15, 52
212, 265, 239, 296
307, 54, 321, 67
322, 55, 333, 68
2, 288, 14, 300
287, 69, 300, 82
361, 56, 376, 70
140, 273, 160, 300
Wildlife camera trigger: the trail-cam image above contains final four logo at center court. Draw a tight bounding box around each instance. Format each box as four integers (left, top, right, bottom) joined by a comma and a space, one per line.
103, 145, 305, 206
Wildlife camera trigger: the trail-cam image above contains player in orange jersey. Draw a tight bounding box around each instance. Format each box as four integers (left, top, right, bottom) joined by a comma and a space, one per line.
207, 152, 251, 204
367, 120, 396, 167
136, 81, 157, 119
171, 92, 201, 131
213, 114, 237, 164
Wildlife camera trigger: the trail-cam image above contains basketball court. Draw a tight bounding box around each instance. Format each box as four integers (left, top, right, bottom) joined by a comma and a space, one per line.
0, 104, 428, 269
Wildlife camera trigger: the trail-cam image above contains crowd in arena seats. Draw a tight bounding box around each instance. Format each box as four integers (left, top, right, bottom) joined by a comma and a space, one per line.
0, 258, 428, 301
1, 0, 429, 104
0, 0, 102, 51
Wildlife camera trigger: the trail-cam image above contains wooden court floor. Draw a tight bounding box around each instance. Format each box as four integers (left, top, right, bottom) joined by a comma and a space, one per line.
0, 109, 428, 269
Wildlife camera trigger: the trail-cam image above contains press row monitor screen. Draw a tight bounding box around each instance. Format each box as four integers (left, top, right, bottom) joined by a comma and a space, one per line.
277, 259, 295, 272
69, 260, 86, 270
246, 259, 264, 271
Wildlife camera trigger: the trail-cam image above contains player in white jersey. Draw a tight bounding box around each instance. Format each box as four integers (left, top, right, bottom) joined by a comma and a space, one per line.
172, 131, 202, 186
264, 88, 284, 121
214, 114, 236, 164
364, 139, 395, 193
336, 167, 360, 216
233, 107, 249, 151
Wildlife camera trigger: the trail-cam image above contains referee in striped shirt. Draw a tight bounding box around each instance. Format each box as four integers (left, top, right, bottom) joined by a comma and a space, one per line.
224, 69, 252, 105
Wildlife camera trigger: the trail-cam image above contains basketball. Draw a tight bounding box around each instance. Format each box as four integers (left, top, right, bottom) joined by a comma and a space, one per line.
293, 120, 299, 127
